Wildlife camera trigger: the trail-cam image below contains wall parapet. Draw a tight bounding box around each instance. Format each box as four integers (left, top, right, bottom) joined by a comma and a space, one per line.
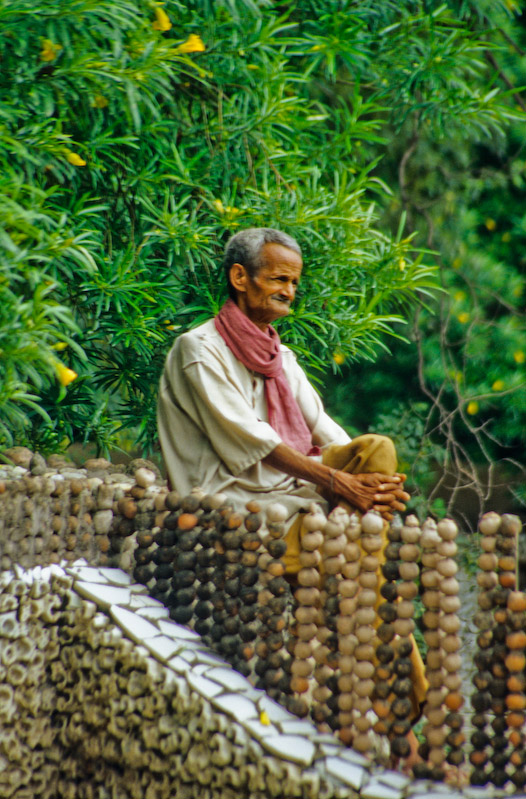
0, 453, 524, 793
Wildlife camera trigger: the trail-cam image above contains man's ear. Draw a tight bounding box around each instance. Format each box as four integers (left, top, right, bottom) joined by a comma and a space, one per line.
229, 263, 248, 294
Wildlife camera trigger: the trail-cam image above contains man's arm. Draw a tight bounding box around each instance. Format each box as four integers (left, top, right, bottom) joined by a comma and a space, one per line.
263, 443, 409, 520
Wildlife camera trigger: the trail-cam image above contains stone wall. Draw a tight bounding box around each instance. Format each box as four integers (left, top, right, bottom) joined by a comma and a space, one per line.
0, 451, 525, 796
0, 564, 379, 799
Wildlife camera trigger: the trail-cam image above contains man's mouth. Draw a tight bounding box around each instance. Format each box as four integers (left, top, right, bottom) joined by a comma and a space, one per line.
273, 296, 291, 305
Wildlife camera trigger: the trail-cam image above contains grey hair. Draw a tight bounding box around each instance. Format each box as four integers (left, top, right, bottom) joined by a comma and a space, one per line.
223, 227, 301, 300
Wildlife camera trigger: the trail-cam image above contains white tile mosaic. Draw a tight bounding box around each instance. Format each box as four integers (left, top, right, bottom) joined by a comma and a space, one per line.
376, 771, 411, 791
406, 783, 434, 795
409, 795, 464, 799
187, 673, 223, 699
143, 635, 181, 662
262, 735, 315, 766
462, 791, 500, 799
410, 794, 465, 799
179, 650, 199, 665
75, 581, 132, 609
279, 719, 317, 737
311, 733, 340, 745
135, 606, 170, 621
211, 693, 258, 722
67, 566, 109, 583
243, 719, 279, 740
98, 568, 132, 586
325, 756, 367, 791
109, 605, 160, 641
157, 619, 202, 641
380, 770, 412, 791
206, 667, 251, 692
361, 778, 403, 799
318, 742, 342, 758
127, 594, 165, 610
189, 664, 211, 676
257, 694, 294, 723
339, 747, 370, 767
167, 655, 192, 674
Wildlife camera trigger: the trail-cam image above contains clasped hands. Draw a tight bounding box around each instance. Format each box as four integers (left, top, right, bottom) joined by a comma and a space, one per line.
332, 470, 410, 520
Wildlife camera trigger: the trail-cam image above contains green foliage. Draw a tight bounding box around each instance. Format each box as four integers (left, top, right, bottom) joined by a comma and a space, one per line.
1, 0, 440, 454
1, 0, 524, 511
360, 1, 526, 521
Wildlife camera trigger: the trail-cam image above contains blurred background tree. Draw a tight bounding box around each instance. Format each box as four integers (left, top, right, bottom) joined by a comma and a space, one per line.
319, 0, 526, 523
1, 0, 524, 526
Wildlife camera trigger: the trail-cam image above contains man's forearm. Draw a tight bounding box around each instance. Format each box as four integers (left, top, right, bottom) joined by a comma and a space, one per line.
262, 443, 409, 518
263, 442, 335, 489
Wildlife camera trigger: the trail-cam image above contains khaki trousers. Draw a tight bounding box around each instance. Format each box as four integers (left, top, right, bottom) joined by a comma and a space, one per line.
283, 434, 396, 575
283, 433, 427, 714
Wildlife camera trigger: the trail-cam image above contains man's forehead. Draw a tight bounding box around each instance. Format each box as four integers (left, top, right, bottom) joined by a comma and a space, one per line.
260, 242, 303, 271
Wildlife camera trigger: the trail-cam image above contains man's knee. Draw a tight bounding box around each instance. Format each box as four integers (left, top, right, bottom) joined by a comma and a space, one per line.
356, 433, 396, 459
348, 434, 397, 475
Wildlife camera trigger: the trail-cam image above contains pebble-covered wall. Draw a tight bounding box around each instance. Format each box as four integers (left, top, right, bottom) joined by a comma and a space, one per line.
0, 448, 525, 797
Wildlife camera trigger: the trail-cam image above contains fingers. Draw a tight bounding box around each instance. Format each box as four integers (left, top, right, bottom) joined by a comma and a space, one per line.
374, 490, 404, 503
377, 480, 409, 494
373, 491, 409, 514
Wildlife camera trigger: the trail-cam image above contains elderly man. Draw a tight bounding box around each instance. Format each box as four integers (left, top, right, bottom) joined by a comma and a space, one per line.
158, 227, 426, 763
157, 227, 410, 569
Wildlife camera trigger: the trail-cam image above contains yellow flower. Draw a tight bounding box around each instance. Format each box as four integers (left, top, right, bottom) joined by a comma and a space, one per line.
457, 312, 469, 324
467, 401, 479, 415
213, 198, 225, 214
333, 352, 345, 365
176, 34, 205, 53
492, 380, 505, 391
452, 257, 462, 269
454, 290, 466, 302
398, 258, 405, 271
40, 39, 62, 62
247, 64, 259, 70
259, 711, 270, 726
514, 350, 525, 364
501, 232, 511, 242
152, 6, 172, 31
485, 218, 497, 231
55, 361, 78, 387
93, 94, 108, 109
66, 151, 86, 166
52, 342, 68, 351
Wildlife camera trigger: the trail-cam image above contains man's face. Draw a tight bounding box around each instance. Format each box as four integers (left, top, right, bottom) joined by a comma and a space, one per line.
232, 242, 303, 330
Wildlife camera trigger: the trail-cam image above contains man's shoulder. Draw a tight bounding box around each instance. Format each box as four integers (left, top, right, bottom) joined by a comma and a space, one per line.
173, 318, 227, 365
177, 318, 217, 345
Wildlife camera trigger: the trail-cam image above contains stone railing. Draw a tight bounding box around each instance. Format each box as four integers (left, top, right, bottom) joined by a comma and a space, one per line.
0, 451, 524, 793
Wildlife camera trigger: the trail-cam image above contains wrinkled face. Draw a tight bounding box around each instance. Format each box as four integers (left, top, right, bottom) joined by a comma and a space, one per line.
230, 242, 303, 330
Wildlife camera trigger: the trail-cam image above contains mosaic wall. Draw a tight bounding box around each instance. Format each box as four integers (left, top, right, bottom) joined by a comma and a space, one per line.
0, 448, 524, 796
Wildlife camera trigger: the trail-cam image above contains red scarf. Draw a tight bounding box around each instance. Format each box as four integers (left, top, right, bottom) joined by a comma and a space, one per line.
214, 299, 319, 456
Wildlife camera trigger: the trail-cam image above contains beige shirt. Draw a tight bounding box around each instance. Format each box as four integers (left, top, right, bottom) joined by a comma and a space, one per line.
157, 319, 351, 520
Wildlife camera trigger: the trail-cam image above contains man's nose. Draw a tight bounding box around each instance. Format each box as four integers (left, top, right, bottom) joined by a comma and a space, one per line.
282, 282, 296, 300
